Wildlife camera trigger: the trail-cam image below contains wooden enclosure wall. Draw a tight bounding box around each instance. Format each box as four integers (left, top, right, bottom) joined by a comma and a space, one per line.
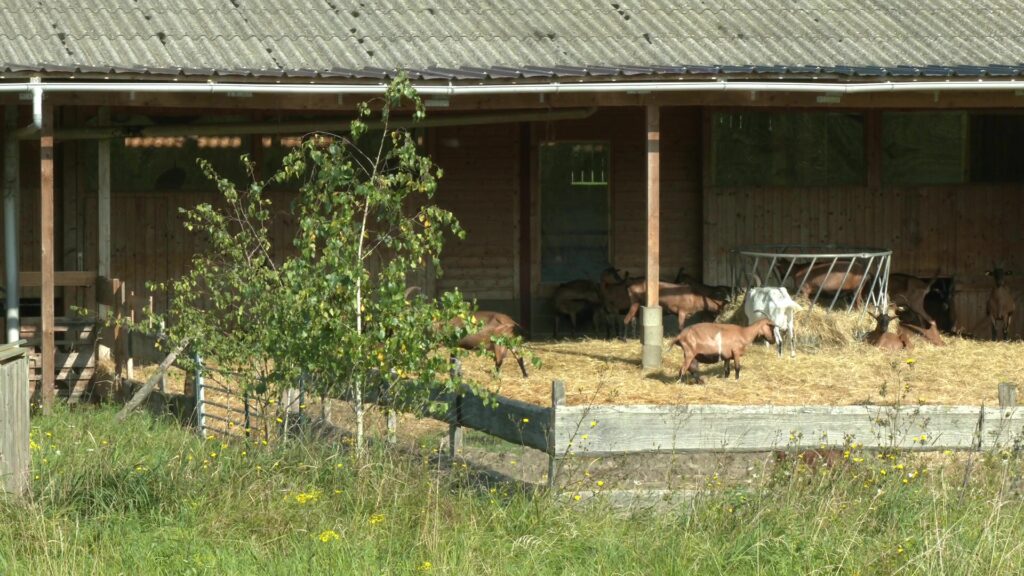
703, 185, 1024, 337
430, 123, 520, 312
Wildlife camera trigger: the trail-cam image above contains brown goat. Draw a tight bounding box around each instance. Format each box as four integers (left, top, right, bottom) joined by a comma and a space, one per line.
986, 267, 1015, 341
788, 260, 868, 308
898, 320, 945, 347
452, 311, 528, 377
598, 268, 639, 339
888, 271, 940, 327
669, 319, 776, 383
674, 266, 732, 303
865, 313, 913, 352
551, 279, 603, 339
623, 280, 728, 333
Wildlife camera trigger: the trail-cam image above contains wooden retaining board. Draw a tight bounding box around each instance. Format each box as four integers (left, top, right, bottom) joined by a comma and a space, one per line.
0, 344, 31, 497
456, 390, 550, 452
554, 404, 1024, 456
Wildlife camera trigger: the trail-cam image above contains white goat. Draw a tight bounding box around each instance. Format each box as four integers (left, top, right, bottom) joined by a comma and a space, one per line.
744, 287, 802, 357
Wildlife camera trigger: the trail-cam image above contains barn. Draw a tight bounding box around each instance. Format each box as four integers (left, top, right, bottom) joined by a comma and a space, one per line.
2, 1, 1023, 406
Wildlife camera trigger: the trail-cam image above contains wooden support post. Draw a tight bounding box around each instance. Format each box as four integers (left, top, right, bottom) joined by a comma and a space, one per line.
97, 108, 111, 320
641, 104, 663, 369
547, 379, 565, 490
517, 122, 532, 335
999, 383, 1018, 409
40, 102, 55, 413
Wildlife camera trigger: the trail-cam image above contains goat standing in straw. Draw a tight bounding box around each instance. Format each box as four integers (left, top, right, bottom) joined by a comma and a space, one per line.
669, 319, 776, 384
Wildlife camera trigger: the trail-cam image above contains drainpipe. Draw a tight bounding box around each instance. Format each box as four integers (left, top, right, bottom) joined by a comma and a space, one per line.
3, 105, 18, 343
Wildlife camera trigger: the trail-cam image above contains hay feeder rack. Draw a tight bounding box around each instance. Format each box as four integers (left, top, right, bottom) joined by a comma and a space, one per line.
730, 244, 892, 312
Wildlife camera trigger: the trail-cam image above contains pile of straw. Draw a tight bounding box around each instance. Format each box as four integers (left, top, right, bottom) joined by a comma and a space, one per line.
458, 308, 1022, 408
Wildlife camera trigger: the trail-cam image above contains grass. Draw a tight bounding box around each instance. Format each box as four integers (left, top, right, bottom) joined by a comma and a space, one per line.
3, 405, 1023, 575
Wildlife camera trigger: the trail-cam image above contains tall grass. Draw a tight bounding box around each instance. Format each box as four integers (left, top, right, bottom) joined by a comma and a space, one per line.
1, 406, 1022, 575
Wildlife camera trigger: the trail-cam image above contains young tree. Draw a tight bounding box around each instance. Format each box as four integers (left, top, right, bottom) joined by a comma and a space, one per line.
147, 76, 504, 449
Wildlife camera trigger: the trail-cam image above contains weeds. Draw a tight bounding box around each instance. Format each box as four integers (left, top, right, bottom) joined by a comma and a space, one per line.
1, 406, 1023, 575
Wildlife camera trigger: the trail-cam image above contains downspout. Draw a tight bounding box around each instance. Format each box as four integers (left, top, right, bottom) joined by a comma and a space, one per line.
3, 105, 18, 343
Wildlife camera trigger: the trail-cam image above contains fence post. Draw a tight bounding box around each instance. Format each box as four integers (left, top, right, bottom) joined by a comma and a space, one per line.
194, 353, 205, 437
386, 409, 398, 445
126, 294, 135, 381
447, 356, 463, 458
999, 382, 1018, 409
548, 379, 565, 490
243, 391, 251, 438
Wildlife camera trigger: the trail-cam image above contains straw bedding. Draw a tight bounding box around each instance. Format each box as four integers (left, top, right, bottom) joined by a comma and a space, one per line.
460, 300, 1023, 407
115, 300, 1023, 410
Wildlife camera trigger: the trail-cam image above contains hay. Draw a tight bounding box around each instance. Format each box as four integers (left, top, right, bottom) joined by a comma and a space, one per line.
120, 309, 1023, 413
718, 292, 875, 348
458, 332, 1022, 409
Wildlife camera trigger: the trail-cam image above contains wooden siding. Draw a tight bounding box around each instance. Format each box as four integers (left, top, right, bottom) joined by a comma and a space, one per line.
430, 123, 520, 306
703, 184, 1024, 337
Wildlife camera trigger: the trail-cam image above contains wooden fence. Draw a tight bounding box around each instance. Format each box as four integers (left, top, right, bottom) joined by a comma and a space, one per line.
445, 381, 1022, 487
0, 341, 30, 498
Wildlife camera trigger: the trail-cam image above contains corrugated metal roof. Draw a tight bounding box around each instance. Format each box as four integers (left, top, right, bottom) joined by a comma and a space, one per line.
1, 0, 1023, 81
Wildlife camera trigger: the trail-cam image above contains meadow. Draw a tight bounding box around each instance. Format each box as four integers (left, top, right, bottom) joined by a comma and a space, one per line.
2, 405, 1023, 575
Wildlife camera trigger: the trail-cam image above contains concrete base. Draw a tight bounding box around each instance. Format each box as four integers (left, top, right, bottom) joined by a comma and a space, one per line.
641, 306, 663, 369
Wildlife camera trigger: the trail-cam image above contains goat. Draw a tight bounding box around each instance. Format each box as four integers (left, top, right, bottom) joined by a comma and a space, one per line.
452, 311, 529, 377
598, 268, 639, 339
888, 271, 939, 327
864, 312, 913, 352
744, 287, 802, 357
551, 279, 603, 339
786, 260, 869, 308
898, 320, 945, 346
623, 280, 728, 335
986, 267, 1015, 341
674, 266, 732, 303
669, 319, 776, 383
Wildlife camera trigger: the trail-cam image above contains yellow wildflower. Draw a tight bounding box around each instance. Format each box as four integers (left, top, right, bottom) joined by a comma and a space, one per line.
294, 490, 322, 504
318, 530, 340, 543
417, 561, 433, 572
369, 513, 385, 525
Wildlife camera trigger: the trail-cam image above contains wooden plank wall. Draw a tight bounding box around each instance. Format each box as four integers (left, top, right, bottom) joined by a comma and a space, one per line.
703, 185, 1024, 337
76, 190, 299, 315
430, 123, 520, 309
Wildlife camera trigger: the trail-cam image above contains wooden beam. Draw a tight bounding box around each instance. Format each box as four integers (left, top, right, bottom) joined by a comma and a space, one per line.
97, 107, 110, 319
17, 270, 97, 288
866, 110, 882, 189
554, 403, 1021, 455
645, 104, 660, 306
40, 102, 55, 413
517, 122, 532, 334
